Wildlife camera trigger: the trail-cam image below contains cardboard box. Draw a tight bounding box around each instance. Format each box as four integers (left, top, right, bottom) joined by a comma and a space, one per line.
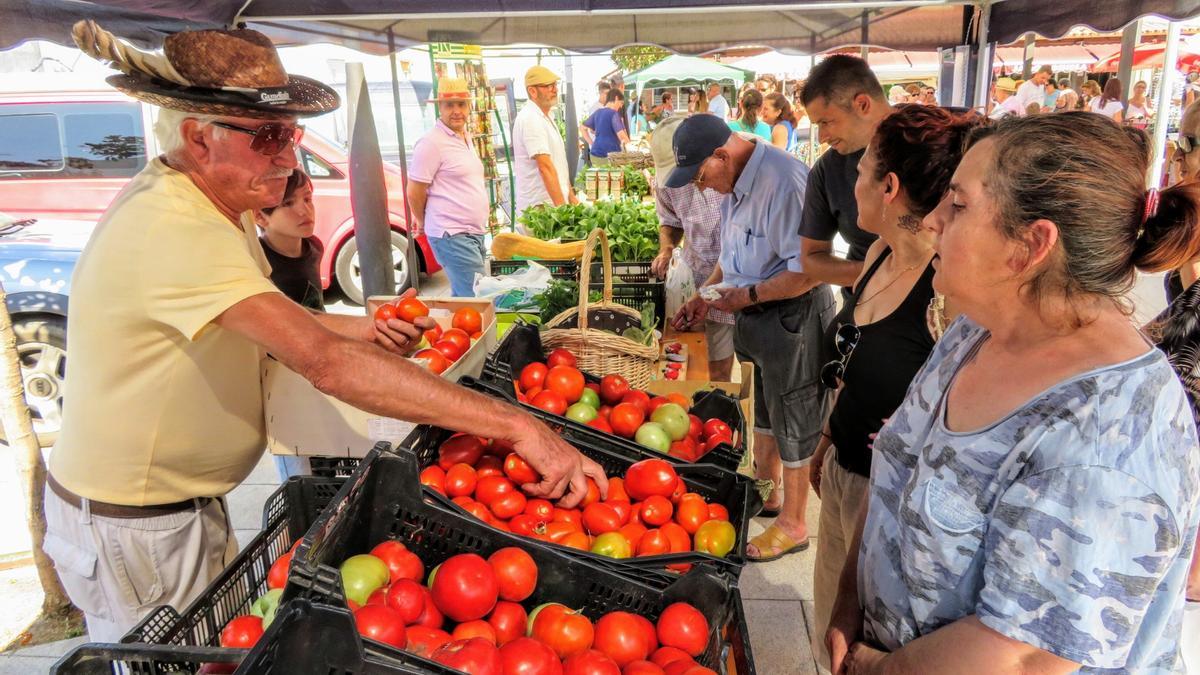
263, 297, 496, 458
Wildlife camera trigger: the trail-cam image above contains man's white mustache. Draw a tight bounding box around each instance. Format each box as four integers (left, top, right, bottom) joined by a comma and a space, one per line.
264, 168, 294, 179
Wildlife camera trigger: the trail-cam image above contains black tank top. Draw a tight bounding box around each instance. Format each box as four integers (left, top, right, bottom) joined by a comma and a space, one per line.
824, 248, 936, 477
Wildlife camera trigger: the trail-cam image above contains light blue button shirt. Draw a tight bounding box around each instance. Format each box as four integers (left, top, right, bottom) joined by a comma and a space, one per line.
716, 140, 808, 288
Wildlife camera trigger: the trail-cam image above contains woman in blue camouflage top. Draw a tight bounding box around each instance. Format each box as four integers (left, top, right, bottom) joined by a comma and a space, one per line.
826, 112, 1200, 674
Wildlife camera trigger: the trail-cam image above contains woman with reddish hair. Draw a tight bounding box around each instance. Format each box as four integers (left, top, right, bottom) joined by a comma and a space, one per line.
807, 103, 985, 669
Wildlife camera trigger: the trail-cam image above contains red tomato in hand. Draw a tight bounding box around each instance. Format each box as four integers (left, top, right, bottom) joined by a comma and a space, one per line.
438, 434, 487, 470
599, 374, 630, 406
624, 460, 680, 501
500, 637, 564, 675
487, 547, 538, 602
406, 625, 453, 658
370, 540, 424, 583
620, 390, 651, 414
594, 611, 653, 667
545, 366, 586, 404
374, 303, 398, 322
453, 307, 483, 335
656, 603, 708, 657
546, 348, 578, 369
487, 600, 528, 646
432, 637, 504, 675
583, 502, 623, 535
354, 604, 408, 648
531, 604, 595, 659
396, 297, 430, 323
520, 362, 549, 392
582, 478, 601, 508
563, 649, 622, 675
220, 615, 263, 648
532, 390, 569, 415
415, 348, 449, 374
445, 463, 478, 498
504, 453, 540, 485
609, 403, 645, 439
424, 323, 444, 345
431, 553, 499, 622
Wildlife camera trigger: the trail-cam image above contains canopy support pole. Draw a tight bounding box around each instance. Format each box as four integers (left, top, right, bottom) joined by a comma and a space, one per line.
1149, 20, 1182, 189
346, 62, 396, 301
387, 27, 418, 293
973, 2, 993, 111
564, 51, 579, 185
1117, 20, 1140, 115
860, 11, 869, 59
1021, 32, 1034, 79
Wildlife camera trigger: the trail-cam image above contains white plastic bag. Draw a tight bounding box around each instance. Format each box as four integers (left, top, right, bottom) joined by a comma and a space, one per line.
473, 260, 554, 312
664, 248, 696, 320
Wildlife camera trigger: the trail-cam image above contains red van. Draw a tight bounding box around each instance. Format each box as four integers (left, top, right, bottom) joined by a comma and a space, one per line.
0, 76, 439, 303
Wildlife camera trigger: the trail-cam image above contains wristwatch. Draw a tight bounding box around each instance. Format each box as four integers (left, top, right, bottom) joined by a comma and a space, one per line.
748, 284, 759, 305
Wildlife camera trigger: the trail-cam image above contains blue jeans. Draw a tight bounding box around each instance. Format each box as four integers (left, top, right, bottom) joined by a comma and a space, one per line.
429, 232, 486, 297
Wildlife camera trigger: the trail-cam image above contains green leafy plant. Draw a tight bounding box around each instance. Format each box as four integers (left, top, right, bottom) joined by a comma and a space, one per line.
518, 200, 659, 263
621, 165, 651, 200
534, 279, 601, 325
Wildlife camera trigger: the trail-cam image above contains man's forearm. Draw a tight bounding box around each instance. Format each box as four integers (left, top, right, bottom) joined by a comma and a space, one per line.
536, 160, 566, 206
302, 335, 533, 445
803, 250, 863, 288
311, 312, 372, 341
658, 225, 683, 253
702, 264, 723, 288
755, 270, 820, 303
871, 616, 1077, 675
406, 184, 428, 229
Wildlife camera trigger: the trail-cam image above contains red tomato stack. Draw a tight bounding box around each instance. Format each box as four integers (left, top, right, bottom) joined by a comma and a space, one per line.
419, 434, 738, 565
226, 542, 719, 675
510, 349, 736, 463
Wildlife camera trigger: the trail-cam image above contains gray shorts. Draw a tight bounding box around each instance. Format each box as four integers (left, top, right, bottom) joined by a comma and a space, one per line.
704, 320, 736, 361
733, 285, 835, 467
42, 486, 238, 642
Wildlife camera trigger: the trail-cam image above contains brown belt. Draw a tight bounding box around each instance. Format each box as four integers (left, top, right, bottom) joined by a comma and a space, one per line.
47, 474, 212, 519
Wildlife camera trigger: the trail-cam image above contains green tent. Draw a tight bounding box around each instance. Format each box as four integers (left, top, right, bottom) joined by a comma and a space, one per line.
626, 55, 754, 107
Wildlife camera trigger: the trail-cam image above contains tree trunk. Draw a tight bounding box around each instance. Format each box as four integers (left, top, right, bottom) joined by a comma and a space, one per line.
0, 285, 69, 613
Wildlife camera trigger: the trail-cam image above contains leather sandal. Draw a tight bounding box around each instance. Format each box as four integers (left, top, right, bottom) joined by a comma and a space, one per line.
747, 524, 809, 562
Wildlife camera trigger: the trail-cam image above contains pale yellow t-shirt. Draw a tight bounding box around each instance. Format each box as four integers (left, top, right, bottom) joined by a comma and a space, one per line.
50, 157, 282, 505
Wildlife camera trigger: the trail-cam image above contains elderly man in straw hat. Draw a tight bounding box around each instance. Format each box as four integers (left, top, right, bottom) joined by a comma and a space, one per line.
513, 65, 578, 219
48, 22, 606, 641
408, 77, 490, 297
989, 77, 1022, 119
648, 114, 734, 382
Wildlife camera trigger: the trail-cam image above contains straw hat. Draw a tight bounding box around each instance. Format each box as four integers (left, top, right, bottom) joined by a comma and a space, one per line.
995, 77, 1018, 93
649, 114, 687, 189
71, 20, 339, 119
435, 77, 472, 101
525, 65, 561, 88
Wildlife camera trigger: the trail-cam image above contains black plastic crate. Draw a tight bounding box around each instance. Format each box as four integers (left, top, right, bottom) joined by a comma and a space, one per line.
489, 258, 666, 324
236, 598, 454, 675
477, 325, 748, 473
52, 643, 245, 674
400, 421, 759, 572
308, 456, 363, 478
287, 442, 755, 674
123, 476, 345, 648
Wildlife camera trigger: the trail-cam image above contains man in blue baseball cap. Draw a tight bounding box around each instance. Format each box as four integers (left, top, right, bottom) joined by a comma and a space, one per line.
670, 114, 834, 564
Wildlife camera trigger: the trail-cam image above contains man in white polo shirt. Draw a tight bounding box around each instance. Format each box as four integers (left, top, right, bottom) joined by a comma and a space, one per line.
513, 65, 577, 219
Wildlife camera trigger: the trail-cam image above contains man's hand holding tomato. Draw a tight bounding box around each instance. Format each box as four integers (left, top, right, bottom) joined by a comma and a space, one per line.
369, 288, 437, 355
508, 414, 608, 509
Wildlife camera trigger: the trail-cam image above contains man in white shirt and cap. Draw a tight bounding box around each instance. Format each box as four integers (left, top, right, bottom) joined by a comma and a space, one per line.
513, 65, 578, 219
1015, 65, 1053, 115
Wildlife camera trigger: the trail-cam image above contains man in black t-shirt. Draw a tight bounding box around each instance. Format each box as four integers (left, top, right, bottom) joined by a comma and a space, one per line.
798, 55, 892, 288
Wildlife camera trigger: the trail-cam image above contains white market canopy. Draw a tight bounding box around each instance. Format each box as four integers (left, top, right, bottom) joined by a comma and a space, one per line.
3, 0, 1199, 56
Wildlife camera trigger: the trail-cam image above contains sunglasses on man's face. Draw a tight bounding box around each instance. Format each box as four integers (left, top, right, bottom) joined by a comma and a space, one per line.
210, 121, 304, 156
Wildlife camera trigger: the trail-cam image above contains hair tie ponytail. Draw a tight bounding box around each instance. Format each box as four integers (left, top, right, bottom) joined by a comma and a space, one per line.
1144, 188, 1161, 226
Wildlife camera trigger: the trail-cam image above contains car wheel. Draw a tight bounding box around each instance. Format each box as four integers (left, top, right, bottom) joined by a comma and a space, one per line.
334, 230, 414, 305
0, 316, 67, 448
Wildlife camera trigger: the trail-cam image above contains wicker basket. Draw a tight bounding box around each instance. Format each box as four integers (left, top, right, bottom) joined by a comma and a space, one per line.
542, 229, 659, 389
604, 150, 654, 169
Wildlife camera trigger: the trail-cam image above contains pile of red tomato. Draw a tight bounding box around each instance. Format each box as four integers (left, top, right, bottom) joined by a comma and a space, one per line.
420, 435, 737, 564
511, 349, 736, 464
227, 537, 720, 675
374, 298, 485, 375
